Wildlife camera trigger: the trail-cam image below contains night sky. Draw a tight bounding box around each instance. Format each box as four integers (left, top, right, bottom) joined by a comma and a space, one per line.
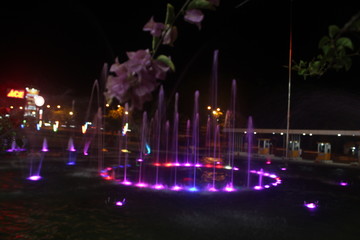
1, 0, 360, 129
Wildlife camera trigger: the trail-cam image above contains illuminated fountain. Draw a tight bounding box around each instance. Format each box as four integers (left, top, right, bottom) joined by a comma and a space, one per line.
41, 138, 49, 152
67, 137, 77, 165
27, 151, 46, 181
100, 84, 282, 192
99, 50, 282, 192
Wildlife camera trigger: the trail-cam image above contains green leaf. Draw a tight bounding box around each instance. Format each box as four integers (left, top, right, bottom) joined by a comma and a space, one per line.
187, 0, 215, 10
157, 55, 175, 71
318, 36, 330, 49
328, 25, 340, 38
152, 36, 160, 52
336, 37, 353, 50
165, 4, 176, 25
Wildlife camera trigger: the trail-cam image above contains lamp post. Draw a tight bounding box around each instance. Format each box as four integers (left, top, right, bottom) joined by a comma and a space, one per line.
285, 0, 293, 162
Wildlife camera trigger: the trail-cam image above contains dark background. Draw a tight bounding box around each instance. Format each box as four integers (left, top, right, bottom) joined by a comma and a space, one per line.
1, 0, 360, 129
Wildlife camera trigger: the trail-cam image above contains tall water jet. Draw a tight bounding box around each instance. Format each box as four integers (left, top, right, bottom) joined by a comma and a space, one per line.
121, 103, 130, 185
228, 79, 237, 187
82, 79, 102, 168
185, 119, 191, 165
247, 116, 254, 188
191, 91, 200, 191
209, 124, 221, 191
136, 111, 148, 187
154, 86, 165, 188
164, 121, 170, 163
210, 49, 219, 113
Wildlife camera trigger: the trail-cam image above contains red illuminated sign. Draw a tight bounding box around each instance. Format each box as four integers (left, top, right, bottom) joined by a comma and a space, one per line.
7, 89, 25, 99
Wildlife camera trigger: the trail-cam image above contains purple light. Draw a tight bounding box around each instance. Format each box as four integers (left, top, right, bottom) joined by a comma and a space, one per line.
153, 184, 165, 190
254, 186, 263, 190
137, 158, 143, 162
340, 181, 348, 186
27, 175, 42, 181
233, 167, 239, 171
121, 180, 132, 185
174, 162, 181, 166
184, 163, 192, 167
195, 163, 202, 167
208, 187, 218, 192
135, 182, 148, 188
264, 185, 270, 188
67, 161, 75, 165
304, 202, 318, 209
115, 198, 126, 206
224, 184, 236, 192
171, 185, 183, 191
281, 167, 287, 171
41, 148, 49, 152
83, 152, 88, 156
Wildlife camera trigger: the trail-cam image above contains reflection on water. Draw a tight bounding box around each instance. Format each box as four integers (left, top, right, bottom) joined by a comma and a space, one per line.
1, 156, 360, 240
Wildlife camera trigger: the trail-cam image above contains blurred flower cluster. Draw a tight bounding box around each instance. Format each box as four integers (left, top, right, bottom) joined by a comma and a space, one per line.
105, 0, 220, 110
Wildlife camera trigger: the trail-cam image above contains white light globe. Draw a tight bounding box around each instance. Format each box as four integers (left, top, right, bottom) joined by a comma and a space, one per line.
34, 95, 45, 107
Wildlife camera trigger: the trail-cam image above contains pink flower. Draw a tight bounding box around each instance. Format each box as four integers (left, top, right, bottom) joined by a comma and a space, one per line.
143, 17, 165, 37
105, 49, 171, 110
184, 9, 204, 29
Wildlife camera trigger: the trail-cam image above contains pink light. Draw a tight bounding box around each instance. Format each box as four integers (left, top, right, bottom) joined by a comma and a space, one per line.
340, 181, 348, 186
266, 160, 271, 165
121, 180, 132, 185
137, 158, 143, 162
208, 187, 218, 192
304, 202, 318, 209
205, 164, 212, 168
264, 185, 270, 188
184, 163, 192, 167
106, 167, 113, 171
171, 185, 182, 191
195, 163, 202, 167
27, 175, 42, 181
254, 186, 263, 190
153, 163, 161, 167
115, 198, 126, 206
233, 167, 239, 171
41, 149, 49, 152
135, 182, 148, 188
281, 167, 287, 171
224, 186, 236, 192
83, 152, 88, 156
153, 184, 165, 190
174, 162, 181, 166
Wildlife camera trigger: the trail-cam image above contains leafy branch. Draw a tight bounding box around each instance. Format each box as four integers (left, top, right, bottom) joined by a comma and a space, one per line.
105, 0, 220, 110
292, 11, 360, 79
